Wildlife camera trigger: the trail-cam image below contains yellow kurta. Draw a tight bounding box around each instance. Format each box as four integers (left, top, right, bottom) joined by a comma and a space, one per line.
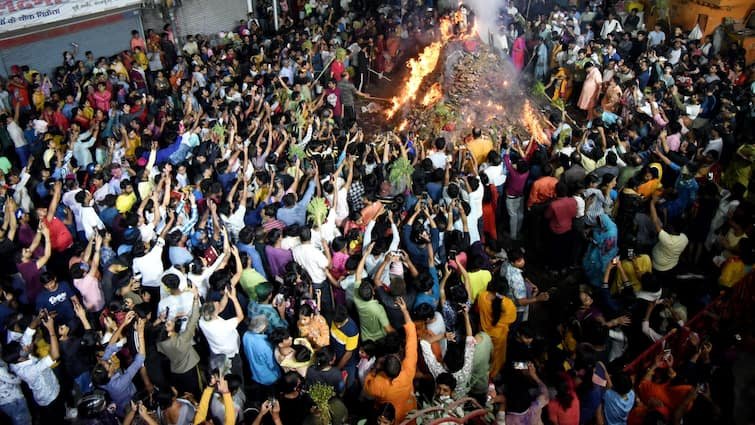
477, 291, 517, 378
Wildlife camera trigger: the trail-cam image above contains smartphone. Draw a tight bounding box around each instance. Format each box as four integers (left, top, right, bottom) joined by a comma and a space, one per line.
513, 361, 528, 370
203, 246, 219, 264
627, 248, 635, 260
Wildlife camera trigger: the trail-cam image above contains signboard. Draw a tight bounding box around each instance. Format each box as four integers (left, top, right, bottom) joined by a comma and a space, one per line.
0, 0, 141, 34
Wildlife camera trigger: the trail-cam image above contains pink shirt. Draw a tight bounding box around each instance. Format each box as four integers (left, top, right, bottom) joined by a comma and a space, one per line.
666, 133, 681, 151
331, 252, 350, 280
74, 275, 105, 312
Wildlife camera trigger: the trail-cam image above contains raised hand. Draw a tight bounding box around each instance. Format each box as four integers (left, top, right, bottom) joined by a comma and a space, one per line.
395, 296, 407, 312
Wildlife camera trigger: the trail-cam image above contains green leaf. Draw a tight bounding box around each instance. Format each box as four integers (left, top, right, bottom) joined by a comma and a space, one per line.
212, 123, 227, 138
531, 81, 546, 98
307, 197, 329, 227
389, 157, 415, 191
288, 144, 306, 160
307, 382, 335, 425
553, 98, 566, 111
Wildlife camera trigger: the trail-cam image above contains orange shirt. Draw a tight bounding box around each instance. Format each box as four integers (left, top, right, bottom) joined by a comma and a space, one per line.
360, 202, 384, 224
298, 315, 330, 349
131, 37, 147, 52
638, 380, 693, 412
528, 176, 559, 208
364, 322, 418, 422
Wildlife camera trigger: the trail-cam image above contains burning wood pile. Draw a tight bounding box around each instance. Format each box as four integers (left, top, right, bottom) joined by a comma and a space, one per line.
372, 14, 553, 149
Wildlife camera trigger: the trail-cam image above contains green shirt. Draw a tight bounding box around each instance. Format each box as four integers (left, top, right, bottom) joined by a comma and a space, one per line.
353, 287, 390, 342
468, 332, 493, 395
240, 268, 266, 301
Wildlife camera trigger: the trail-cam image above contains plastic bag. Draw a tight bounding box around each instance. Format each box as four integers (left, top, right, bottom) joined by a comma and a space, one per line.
689, 24, 703, 40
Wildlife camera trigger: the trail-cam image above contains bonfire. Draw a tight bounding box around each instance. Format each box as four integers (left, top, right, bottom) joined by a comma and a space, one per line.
373, 11, 555, 153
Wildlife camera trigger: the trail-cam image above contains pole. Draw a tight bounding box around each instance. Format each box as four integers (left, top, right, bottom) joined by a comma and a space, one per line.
273, 0, 279, 32
314, 55, 337, 83
525, 0, 531, 21
368, 68, 392, 82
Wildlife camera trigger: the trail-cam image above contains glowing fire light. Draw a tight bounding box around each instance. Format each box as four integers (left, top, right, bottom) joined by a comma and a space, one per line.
440, 18, 454, 39
522, 100, 548, 147
420, 83, 443, 107
397, 119, 409, 132
468, 19, 479, 38
385, 41, 444, 119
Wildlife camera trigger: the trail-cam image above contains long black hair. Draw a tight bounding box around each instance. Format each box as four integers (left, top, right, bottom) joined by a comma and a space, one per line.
489, 276, 510, 326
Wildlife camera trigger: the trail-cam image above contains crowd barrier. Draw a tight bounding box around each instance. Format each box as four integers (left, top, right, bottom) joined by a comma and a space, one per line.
623, 272, 754, 375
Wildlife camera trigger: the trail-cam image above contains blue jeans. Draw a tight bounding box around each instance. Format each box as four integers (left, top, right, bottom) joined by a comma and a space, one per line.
0, 397, 32, 425
15, 145, 30, 168
169, 143, 193, 165
74, 371, 93, 395
506, 196, 524, 241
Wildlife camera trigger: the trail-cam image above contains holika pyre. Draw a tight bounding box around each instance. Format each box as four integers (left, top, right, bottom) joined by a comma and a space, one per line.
372, 14, 552, 150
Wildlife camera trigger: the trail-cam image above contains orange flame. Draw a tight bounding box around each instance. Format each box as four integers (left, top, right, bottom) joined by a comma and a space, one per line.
522, 100, 547, 146
397, 119, 408, 132
468, 19, 479, 39
385, 41, 443, 119
440, 18, 455, 39
420, 83, 443, 107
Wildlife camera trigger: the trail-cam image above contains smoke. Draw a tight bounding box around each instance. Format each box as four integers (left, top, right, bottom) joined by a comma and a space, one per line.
463, 0, 508, 48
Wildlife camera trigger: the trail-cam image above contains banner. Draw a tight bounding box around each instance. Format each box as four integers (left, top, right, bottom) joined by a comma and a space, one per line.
0, 0, 141, 35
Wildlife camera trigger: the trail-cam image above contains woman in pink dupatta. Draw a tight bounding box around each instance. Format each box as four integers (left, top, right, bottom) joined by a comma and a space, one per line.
512, 34, 527, 71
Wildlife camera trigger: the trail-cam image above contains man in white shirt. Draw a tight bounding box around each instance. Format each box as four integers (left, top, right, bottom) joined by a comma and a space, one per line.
158, 274, 195, 324
132, 236, 167, 305
460, 175, 484, 244
292, 227, 332, 316
61, 181, 86, 239
183, 35, 199, 56
668, 39, 684, 65
428, 138, 449, 169
199, 277, 245, 378
4, 112, 29, 166
703, 127, 723, 157
75, 190, 105, 241
6, 314, 62, 417
481, 152, 507, 191
600, 13, 623, 39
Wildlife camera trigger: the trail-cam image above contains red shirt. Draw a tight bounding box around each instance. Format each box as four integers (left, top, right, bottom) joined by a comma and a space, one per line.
44, 217, 74, 252
545, 197, 577, 234
331, 60, 345, 81
8, 79, 30, 108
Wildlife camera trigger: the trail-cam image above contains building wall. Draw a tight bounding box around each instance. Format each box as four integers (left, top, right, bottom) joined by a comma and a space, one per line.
0, 9, 142, 78
669, 0, 752, 35
141, 0, 250, 43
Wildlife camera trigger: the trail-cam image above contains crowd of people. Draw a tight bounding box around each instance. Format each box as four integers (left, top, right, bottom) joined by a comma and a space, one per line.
0, 0, 753, 424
